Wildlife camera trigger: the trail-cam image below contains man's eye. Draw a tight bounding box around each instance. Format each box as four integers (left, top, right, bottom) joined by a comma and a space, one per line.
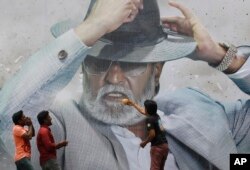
91, 62, 110, 70
90, 62, 103, 69
84, 57, 112, 74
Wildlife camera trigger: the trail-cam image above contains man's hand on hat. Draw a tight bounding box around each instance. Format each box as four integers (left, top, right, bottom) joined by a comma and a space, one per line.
161, 1, 226, 66
125, 0, 144, 23
88, 0, 142, 33
75, 0, 143, 46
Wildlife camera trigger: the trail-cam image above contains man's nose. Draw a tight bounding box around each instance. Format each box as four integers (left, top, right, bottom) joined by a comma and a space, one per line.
104, 63, 126, 84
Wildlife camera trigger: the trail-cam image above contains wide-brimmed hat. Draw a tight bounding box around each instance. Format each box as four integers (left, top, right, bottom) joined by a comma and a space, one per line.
51, 0, 197, 63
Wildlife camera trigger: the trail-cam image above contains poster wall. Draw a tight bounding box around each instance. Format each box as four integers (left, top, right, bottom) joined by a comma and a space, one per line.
0, 0, 249, 169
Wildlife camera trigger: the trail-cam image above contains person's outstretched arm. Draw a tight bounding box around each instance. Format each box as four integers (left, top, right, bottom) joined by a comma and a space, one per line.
121, 98, 146, 115
161, 1, 250, 94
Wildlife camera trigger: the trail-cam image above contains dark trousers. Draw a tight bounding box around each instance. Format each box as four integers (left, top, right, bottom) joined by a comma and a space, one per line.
15, 157, 34, 170
150, 143, 168, 170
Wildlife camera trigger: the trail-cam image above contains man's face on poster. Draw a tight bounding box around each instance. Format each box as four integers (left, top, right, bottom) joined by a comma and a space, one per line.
81, 55, 163, 125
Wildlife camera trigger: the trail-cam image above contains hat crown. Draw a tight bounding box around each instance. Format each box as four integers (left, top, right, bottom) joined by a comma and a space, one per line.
50, 0, 196, 63
86, 0, 162, 43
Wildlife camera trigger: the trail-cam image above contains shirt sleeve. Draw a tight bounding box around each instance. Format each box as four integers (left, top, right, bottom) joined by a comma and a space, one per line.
228, 57, 250, 94
0, 30, 90, 117
146, 118, 156, 131
13, 126, 26, 137
0, 29, 90, 153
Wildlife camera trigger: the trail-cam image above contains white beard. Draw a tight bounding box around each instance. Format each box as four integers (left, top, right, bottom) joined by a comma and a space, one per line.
80, 73, 156, 125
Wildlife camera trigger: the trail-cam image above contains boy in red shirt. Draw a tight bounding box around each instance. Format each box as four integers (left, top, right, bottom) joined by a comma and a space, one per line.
37, 110, 68, 170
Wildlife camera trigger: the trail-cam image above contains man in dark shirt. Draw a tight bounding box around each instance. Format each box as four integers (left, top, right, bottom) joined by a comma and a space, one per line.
36, 110, 68, 170
122, 99, 168, 170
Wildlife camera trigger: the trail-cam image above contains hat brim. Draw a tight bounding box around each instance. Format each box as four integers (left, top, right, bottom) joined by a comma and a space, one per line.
51, 20, 197, 63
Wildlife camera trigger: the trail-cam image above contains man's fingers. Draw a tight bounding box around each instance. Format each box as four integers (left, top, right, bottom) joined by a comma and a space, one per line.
132, 0, 142, 9
161, 16, 184, 31
139, 0, 144, 9
130, 0, 143, 10
161, 16, 182, 24
131, 4, 139, 16
168, 1, 194, 19
125, 0, 142, 23
124, 3, 138, 23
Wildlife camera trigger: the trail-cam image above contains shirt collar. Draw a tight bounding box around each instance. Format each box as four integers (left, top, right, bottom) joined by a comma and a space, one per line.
41, 125, 50, 130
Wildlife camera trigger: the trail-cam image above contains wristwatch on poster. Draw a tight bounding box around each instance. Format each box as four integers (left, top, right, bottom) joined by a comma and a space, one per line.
215, 43, 238, 71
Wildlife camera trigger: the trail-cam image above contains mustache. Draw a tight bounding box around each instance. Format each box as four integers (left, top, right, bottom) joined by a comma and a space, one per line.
97, 84, 134, 101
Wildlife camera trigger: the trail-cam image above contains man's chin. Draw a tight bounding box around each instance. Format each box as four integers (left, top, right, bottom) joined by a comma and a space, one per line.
81, 89, 149, 125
